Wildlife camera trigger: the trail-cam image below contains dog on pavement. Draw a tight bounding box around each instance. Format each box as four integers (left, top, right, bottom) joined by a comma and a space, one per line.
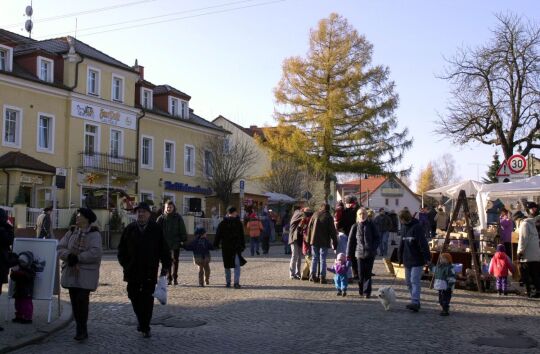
377, 286, 396, 311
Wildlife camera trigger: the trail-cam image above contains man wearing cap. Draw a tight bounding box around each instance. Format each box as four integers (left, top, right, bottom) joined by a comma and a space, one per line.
118, 202, 171, 338
214, 206, 246, 288
36, 206, 54, 239
526, 202, 540, 234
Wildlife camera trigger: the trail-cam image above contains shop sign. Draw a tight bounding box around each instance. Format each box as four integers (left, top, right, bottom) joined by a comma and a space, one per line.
71, 100, 136, 130
164, 181, 212, 195
381, 187, 403, 196
21, 174, 43, 184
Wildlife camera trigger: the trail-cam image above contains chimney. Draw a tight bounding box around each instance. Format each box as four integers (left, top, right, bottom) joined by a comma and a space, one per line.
249, 125, 257, 130
133, 59, 144, 80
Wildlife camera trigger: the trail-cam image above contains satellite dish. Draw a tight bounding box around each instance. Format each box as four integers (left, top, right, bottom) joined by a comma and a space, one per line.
25, 19, 33, 33
25, 5, 33, 17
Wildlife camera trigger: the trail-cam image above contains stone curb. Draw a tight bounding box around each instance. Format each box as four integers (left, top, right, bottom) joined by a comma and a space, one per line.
0, 302, 73, 354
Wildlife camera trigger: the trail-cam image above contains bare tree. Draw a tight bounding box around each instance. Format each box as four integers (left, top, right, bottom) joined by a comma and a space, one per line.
261, 159, 305, 199
433, 153, 461, 186
437, 13, 540, 160
199, 137, 257, 208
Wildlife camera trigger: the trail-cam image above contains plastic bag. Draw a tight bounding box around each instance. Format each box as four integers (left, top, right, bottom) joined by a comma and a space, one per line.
153, 276, 168, 305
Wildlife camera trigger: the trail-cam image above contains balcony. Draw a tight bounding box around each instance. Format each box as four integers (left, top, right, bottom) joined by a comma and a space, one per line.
78, 152, 137, 178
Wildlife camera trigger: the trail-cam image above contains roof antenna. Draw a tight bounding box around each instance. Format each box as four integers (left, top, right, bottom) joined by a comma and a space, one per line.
24, 1, 33, 38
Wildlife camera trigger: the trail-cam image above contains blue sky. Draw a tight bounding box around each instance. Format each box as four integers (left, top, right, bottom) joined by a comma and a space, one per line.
2, 0, 539, 186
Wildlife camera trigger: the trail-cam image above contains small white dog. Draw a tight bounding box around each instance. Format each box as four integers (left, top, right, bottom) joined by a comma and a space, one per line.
377, 286, 396, 311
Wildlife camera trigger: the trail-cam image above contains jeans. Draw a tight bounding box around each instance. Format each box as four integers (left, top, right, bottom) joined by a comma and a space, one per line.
379, 231, 389, 256
438, 289, 452, 311
250, 237, 260, 256
310, 246, 329, 278
261, 235, 270, 254
69, 288, 90, 335
357, 256, 375, 295
127, 280, 155, 332
289, 243, 302, 277
405, 266, 423, 305
168, 248, 180, 283
334, 274, 348, 291
225, 254, 241, 285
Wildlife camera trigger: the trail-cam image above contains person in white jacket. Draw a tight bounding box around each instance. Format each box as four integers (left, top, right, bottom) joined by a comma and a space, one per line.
515, 211, 540, 298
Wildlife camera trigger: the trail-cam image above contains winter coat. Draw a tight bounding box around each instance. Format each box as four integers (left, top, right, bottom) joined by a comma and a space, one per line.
117, 221, 172, 284
499, 217, 513, 243
330, 260, 351, 275
261, 214, 274, 241
517, 218, 540, 262
433, 263, 456, 290
246, 218, 263, 238
434, 211, 448, 230
0, 221, 14, 285
398, 218, 430, 268
214, 216, 246, 269
289, 209, 304, 245
10, 266, 35, 298
373, 213, 392, 234
57, 226, 102, 291
36, 212, 54, 239
156, 212, 187, 250
184, 235, 213, 259
337, 206, 358, 236
347, 220, 380, 259
307, 210, 338, 249
489, 251, 514, 277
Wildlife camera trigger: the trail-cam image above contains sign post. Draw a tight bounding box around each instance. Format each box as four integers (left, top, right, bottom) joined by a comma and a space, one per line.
239, 179, 245, 219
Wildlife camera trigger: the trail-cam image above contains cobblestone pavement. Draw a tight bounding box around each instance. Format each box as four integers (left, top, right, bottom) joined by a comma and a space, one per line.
14, 246, 540, 354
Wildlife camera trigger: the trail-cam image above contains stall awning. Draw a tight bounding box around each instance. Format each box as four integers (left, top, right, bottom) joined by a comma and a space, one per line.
425, 180, 484, 199
264, 192, 296, 203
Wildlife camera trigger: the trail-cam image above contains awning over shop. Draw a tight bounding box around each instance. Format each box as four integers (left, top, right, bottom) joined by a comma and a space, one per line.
425, 180, 484, 199
0, 151, 55, 173
264, 192, 296, 203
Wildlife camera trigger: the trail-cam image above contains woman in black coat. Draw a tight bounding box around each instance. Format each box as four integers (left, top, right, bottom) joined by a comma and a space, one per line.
0, 208, 15, 331
214, 206, 246, 288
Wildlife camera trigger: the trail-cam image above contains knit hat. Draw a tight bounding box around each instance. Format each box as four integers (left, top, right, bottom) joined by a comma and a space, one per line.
77, 207, 97, 223
18, 251, 34, 268
133, 202, 152, 213
337, 253, 346, 262
496, 244, 506, 253
195, 227, 206, 236
227, 206, 237, 214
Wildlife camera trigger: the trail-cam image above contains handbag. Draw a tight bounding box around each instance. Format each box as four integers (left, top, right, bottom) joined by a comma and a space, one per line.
153, 276, 168, 305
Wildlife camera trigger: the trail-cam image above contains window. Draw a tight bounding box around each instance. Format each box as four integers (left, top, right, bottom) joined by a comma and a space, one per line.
37, 113, 54, 152
37, 57, 54, 82
141, 88, 153, 109
110, 129, 123, 159
163, 193, 175, 205
204, 149, 213, 178
141, 135, 154, 169
182, 195, 194, 215
395, 198, 399, 206
87, 67, 100, 95
164, 140, 175, 172
169, 97, 179, 116
184, 144, 195, 176
0, 45, 12, 71
181, 101, 187, 118
84, 124, 99, 155
3, 106, 22, 148
112, 75, 124, 102
385, 198, 389, 206
140, 191, 154, 205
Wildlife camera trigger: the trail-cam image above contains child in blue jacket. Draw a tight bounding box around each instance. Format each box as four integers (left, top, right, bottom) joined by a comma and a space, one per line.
184, 227, 213, 287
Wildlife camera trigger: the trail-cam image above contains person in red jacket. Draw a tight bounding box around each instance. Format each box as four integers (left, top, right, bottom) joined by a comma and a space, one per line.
489, 244, 515, 296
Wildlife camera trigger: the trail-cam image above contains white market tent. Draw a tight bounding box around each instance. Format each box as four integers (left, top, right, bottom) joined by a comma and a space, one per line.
264, 192, 296, 204
476, 175, 540, 228
425, 180, 484, 199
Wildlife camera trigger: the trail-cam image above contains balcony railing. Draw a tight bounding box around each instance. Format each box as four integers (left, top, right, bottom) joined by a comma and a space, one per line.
79, 152, 137, 177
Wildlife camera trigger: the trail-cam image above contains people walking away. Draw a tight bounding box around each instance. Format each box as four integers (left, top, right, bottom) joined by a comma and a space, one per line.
499, 209, 513, 259
246, 212, 263, 256
347, 208, 379, 298
118, 202, 171, 338
36, 206, 54, 239
282, 209, 291, 255
374, 208, 392, 257
156, 200, 187, 285
57, 208, 102, 341
337, 196, 360, 280
10, 251, 36, 324
434, 207, 448, 232
489, 244, 515, 296
307, 203, 338, 284
214, 206, 246, 289
428, 206, 437, 238
184, 227, 213, 287
327, 253, 351, 296
0, 208, 14, 331
260, 211, 274, 255
514, 210, 540, 298
288, 206, 303, 279
398, 209, 431, 312
300, 208, 313, 280
433, 253, 456, 316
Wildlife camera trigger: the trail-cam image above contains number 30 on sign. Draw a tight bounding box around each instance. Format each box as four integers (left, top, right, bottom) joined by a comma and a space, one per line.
508, 154, 527, 174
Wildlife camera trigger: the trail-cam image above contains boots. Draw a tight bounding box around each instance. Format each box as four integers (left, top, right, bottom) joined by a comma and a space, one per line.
320, 276, 327, 284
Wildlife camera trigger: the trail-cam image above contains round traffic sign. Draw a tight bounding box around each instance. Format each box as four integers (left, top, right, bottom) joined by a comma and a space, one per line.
508, 154, 527, 174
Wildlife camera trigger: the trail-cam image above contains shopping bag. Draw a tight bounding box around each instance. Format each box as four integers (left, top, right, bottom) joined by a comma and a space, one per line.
153, 276, 168, 305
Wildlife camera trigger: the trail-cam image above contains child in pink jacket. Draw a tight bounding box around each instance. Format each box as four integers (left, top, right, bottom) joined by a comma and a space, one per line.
489, 244, 515, 295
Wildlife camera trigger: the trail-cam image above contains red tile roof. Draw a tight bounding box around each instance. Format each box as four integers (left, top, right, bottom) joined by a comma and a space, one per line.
337, 176, 387, 194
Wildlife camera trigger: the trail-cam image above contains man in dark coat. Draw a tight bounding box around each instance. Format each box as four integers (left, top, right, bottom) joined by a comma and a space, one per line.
118, 202, 171, 338
337, 196, 360, 279
214, 206, 246, 288
398, 209, 430, 312
373, 208, 391, 257
0, 208, 14, 331
347, 207, 380, 298
307, 203, 338, 284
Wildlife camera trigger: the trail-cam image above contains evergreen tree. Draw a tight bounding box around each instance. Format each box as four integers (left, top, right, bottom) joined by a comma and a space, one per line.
482, 151, 501, 184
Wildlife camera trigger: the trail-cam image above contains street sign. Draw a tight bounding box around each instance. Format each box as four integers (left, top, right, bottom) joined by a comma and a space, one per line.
508, 154, 527, 174
55, 167, 67, 176
239, 179, 245, 191
495, 161, 510, 177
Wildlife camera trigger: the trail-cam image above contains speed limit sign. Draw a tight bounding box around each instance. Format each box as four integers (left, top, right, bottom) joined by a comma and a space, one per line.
508, 154, 527, 174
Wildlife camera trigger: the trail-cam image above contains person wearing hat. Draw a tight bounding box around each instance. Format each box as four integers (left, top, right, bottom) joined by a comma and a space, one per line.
184, 227, 213, 287
118, 202, 171, 338
36, 206, 54, 239
373, 208, 392, 257
526, 202, 540, 235
0, 208, 14, 331
214, 206, 246, 289
156, 200, 187, 285
514, 210, 540, 298
57, 207, 102, 341
10, 251, 36, 324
